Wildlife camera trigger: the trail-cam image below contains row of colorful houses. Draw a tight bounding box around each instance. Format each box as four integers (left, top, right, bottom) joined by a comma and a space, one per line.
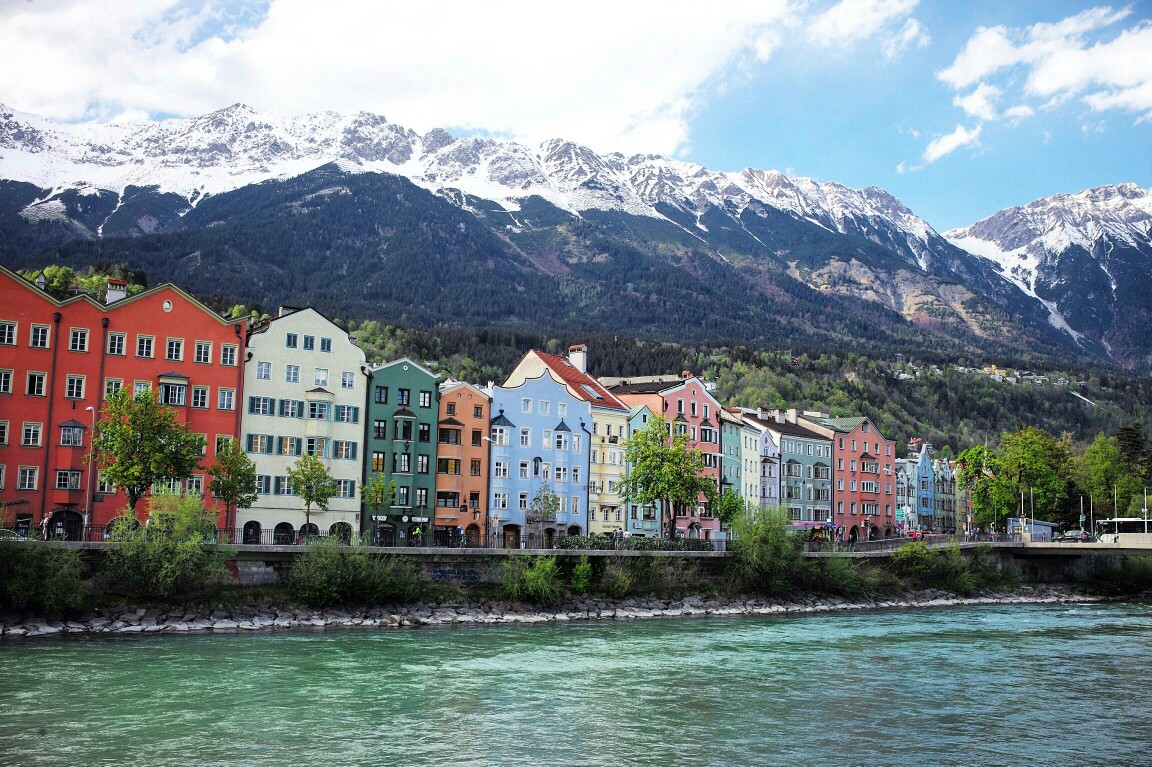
0, 265, 969, 545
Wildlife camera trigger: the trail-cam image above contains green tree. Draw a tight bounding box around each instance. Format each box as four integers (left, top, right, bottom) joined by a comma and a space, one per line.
996, 426, 1072, 521
287, 454, 335, 529
92, 388, 206, 516
714, 489, 746, 527
623, 414, 717, 538
528, 480, 560, 523
727, 505, 805, 595
955, 444, 1015, 531
208, 439, 259, 530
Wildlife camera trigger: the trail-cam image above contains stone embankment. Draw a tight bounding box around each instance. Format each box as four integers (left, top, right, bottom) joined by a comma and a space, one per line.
0, 584, 1114, 639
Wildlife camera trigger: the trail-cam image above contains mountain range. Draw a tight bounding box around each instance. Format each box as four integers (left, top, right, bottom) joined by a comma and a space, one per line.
0, 103, 1149, 370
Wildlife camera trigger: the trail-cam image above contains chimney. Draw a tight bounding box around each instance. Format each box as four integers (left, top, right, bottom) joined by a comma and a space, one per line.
681, 370, 692, 379
568, 343, 588, 374
106, 279, 128, 304
786, 408, 799, 423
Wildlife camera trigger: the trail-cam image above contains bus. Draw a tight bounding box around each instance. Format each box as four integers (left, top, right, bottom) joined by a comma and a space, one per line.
1095, 517, 1152, 545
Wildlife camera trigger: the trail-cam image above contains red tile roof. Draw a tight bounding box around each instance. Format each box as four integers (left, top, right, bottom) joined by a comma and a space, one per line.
532, 350, 629, 410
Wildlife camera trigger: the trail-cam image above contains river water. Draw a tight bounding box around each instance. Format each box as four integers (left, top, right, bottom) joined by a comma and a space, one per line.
1, 600, 1150, 766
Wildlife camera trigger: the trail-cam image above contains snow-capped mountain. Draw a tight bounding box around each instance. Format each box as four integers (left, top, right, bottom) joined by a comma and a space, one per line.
946, 184, 1152, 367
0, 103, 1140, 366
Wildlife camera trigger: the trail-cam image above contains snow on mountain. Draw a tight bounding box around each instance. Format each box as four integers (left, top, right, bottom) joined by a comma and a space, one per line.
946, 183, 1152, 351
0, 103, 954, 272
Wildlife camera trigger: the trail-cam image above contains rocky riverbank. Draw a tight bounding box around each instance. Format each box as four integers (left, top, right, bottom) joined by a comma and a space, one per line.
0, 584, 1120, 639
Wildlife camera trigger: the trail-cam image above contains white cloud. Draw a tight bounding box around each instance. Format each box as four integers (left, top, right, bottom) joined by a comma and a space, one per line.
953, 83, 1001, 120
1004, 104, 1035, 121
922, 124, 982, 164
936, 6, 1152, 120
808, 0, 929, 59
0, 0, 812, 157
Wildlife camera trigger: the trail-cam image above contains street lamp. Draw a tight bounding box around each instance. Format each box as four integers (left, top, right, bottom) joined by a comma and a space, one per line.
84, 405, 96, 535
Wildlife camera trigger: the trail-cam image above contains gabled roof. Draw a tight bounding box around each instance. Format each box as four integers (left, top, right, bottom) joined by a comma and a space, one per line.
554, 419, 571, 432
800, 415, 869, 434
762, 419, 831, 442
531, 350, 628, 411
57, 419, 87, 429
307, 386, 332, 395
393, 406, 416, 419
490, 409, 516, 428
439, 417, 464, 427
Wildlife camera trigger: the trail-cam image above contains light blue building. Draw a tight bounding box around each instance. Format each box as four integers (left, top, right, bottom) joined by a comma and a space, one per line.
624, 405, 661, 537
897, 443, 937, 533
486, 368, 592, 548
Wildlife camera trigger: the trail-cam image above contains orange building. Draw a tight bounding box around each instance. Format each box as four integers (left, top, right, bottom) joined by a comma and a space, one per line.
433, 380, 491, 546
0, 265, 246, 537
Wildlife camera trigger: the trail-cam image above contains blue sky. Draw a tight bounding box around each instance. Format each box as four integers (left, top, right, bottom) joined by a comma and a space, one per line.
0, 0, 1149, 231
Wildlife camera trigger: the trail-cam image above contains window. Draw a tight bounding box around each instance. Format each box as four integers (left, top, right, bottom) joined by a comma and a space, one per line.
374, 386, 388, 404
60, 374, 84, 399
275, 396, 299, 414
555, 466, 568, 483
494, 492, 508, 510
305, 437, 328, 457
335, 479, 355, 498
373, 420, 386, 440
285, 333, 298, 348
490, 427, 508, 446
446, 402, 456, 416
135, 381, 151, 394
397, 388, 410, 406
417, 454, 429, 474
69, 328, 88, 352
0, 421, 7, 445
274, 476, 294, 496
320, 337, 332, 353
573, 498, 582, 517
520, 428, 531, 447
539, 401, 550, 416
471, 459, 482, 477
394, 453, 411, 473
103, 332, 125, 356
191, 386, 208, 409
218, 389, 235, 410
285, 365, 300, 383
166, 338, 183, 361
419, 391, 431, 408
472, 429, 482, 447
572, 467, 580, 484
521, 398, 532, 413
25, 372, 45, 397
519, 461, 529, 479
469, 492, 480, 510
30, 325, 49, 349
0, 321, 14, 345
246, 434, 272, 454
136, 335, 154, 358
256, 361, 271, 380
313, 368, 328, 387
278, 436, 302, 456
394, 420, 413, 440
573, 435, 581, 453
518, 493, 528, 510
22, 423, 42, 446
492, 461, 508, 478
194, 341, 211, 364
341, 371, 355, 389
437, 491, 460, 509
543, 430, 552, 448
302, 335, 315, 351
159, 382, 186, 406
438, 428, 461, 445
334, 405, 359, 424
186, 475, 204, 496
60, 426, 84, 447
439, 458, 462, 475
256, 475, 271, 495
474, 406, 483, 419
308, 401, 331, 420
554, 432, 569, 450
371, 452, 386, 472
215, 435, 233, 454
220, 344, 237, 366
418, 423, 431, 443
248, 396, 274, 415
18, 467, 38, 491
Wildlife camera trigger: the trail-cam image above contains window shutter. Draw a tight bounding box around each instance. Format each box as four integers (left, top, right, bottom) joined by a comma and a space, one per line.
296, 400, 304, 418
264, 435, 273, 454
350, 443, 358, 461
351, 406, 360, 424
247, 397, 256, 414
273, 476, 282, 495
246, 434, 254, 452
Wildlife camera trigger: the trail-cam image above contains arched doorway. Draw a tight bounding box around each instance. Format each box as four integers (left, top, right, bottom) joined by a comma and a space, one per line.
848, 526, 860, 543
273, 522, 294, 545
299, 523, 320, 542
46, 509, 83, 541
465, 524, 480, 547
375, 523, 396, 547
329, 522, 352, 544
566, 525, 581, 537
687, 523, 701, 539
502, 524, 521, 549
242, 521, 262, 544
542, 528, 556, 549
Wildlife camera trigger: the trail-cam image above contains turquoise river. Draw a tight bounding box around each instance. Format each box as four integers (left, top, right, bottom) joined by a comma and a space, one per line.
2, 600, 1150, 766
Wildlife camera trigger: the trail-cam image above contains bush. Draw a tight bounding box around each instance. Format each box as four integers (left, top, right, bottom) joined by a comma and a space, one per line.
556, 535, 714, 552
102, 492, 230, 598
599, 559, 635, 598
888, 540, 1004, 595
570, 555, 592, 595
0, 542, 89, 614
287, 538, 420, 606
501, 555, 564, 605
727, 506, 805, 595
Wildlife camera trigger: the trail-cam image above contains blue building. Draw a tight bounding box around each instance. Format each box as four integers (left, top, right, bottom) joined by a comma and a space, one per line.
486, 367, 592, 548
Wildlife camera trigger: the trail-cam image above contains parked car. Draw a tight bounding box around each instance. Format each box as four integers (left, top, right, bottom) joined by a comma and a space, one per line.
1053, 530, 1094, 543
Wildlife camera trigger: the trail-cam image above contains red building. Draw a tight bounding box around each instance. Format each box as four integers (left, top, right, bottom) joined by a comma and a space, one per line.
603, 373, 724, 539
0, 265, 247, 537
797, 413, 897, 541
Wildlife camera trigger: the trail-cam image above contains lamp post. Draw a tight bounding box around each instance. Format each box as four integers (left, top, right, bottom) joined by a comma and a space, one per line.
84, 405, 97, 536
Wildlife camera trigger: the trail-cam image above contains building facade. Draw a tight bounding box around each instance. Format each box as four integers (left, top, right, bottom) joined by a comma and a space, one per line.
238, 308, 365, 544
434, 380, 490, 546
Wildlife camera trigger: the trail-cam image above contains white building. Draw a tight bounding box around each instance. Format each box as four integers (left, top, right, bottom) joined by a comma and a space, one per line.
237, 308, 366, 544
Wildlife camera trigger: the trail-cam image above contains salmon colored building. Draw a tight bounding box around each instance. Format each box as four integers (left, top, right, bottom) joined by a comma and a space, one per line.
602, 373, 724, 539
433, 380, 490, 546
0, 265, 247, 537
